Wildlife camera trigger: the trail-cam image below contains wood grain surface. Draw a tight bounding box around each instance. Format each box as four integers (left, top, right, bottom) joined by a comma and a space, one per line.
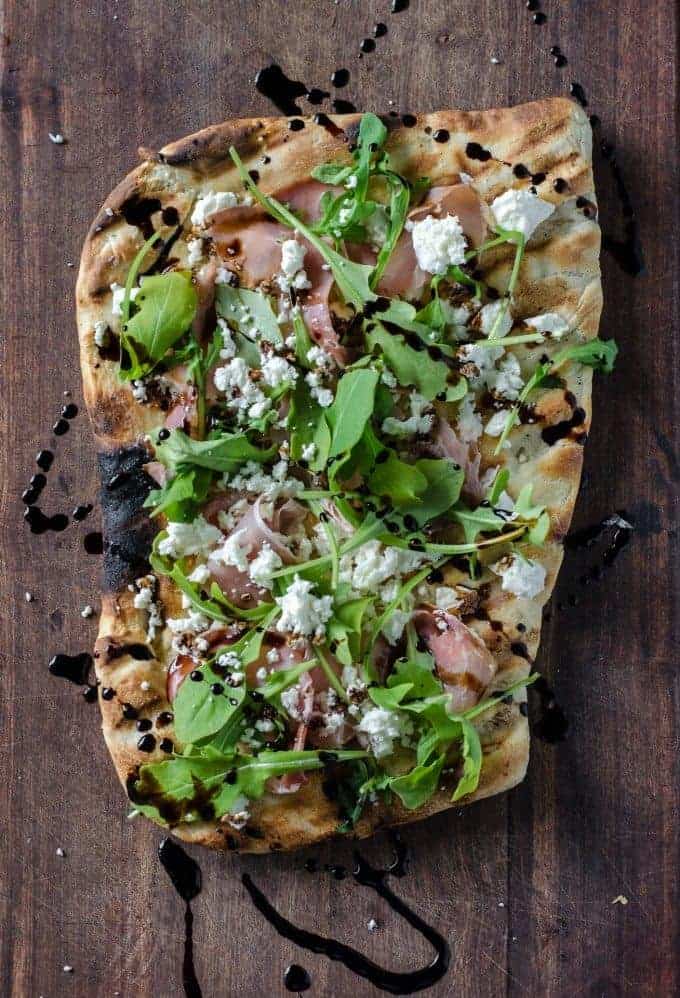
0, 2, 677, 996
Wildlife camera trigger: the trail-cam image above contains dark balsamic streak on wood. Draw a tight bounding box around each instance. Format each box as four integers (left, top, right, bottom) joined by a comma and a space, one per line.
158, 838, 203, 998
243, 850, 450, 994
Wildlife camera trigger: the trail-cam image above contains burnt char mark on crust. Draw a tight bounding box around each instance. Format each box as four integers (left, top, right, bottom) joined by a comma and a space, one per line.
159, 121, 265, 168
98, 445, 155, 593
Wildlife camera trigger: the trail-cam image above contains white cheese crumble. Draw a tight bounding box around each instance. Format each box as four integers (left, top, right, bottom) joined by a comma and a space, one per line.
490, 189, 555, 241
491, 554, 546, 598
261, 354, 298, 388
93, 320, 109, 348
188, 563, 211, 584
191, 190, 238, 228
277, 238, 310, 292
166, 610, 211, 635
249, 543, 283, 587
409, 214, 467, 274
456, 393, 483, 443
484, 409, 511, 444
435, 586, 463, 610
382, 608, 411, 646
305, 370, 334, 408
525, 312, 570, 338
357, 706, 407, 759
274, 576, 333, 639
215, 528, 251, 573
217, 318, 236, 359
479, 300, 513, 338
339, 541, 427, 596
157, 515, 222, 560
186, 237, 204, 267
49, 132, 66, 144
131, 380, 148, 403
381, 393, 433, 437
224, 461, 302, 502
301, 442, 317, 462
215, 265, 233, 285
307, 345, 333, 369
110, 282, 140, 317
214, 356, 270, 420
365, 204, 389, 249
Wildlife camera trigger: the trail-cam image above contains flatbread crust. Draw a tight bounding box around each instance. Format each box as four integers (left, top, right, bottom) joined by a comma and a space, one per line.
76, 98, 601, 853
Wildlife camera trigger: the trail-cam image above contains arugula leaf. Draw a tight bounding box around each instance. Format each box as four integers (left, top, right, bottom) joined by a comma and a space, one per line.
553, 338, 618, 374
366, 323, 463, 401
144, 465, 212, 522
368, 453, 428, 506
372, 176, 410, 287
215, 285, 283, 347
171, 331, 222, 439
451, 718, 483, 801
121, 272, 197, 378
327, 597, 372, 667
388, 628, 443, 699
326, 368, 379, 457
400, 458, 464, 526
450, 502, 506, 545
259, 659, 318, 701
174, 662, 247, 744
156, 428, 277, 476
288, 378, 331, 472
389, 754, 446, 810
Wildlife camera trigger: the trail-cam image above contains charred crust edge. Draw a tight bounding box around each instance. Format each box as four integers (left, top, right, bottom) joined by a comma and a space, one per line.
98, 445, 156, 593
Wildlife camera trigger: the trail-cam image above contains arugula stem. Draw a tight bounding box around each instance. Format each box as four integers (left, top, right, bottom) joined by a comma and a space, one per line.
473, 331, 544, 348
316, 645, 349, 702
380, 525, 527, 556
369, 563, 437, 645
484, 228, 526, 341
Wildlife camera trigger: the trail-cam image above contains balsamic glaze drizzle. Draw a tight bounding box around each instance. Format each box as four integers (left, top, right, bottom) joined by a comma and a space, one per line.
243, 851, 450, 995
158, 838, 203, 998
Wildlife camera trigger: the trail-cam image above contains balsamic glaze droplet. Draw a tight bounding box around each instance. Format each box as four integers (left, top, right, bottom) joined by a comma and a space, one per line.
49, 652, 93, 686
36, 449, 54, 471
553, 177, 568, 193
433, 128, 450, 143
284, 965, 311, 993
513, 163, 530, 178
83, 531, 104, 554
24, 507, 68, 534
331, 68, 350, 88
313, 112, 344, 138
306, 87, 329, 105
61, 403, 78, 419
137, 733, 156, 752
162, 206, 179, 226
373, 22, 388, 37
255, 64, 308, 116
465, 141, 492, 162
72, 503, 93, 521
401, 113, 417, 127
52, 418, 69, 436
332, 97, 357, 114
391, 0, 409, 11
531, 677, 569, 742
359, 37, 376, 54
533, 11, 547, 24
569, 81, 588, 107
288, 118, 305, 132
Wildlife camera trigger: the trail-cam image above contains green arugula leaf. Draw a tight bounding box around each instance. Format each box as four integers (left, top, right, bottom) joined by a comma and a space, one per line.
144, 465, 212, 522
122, 271, 197, 377
400, 458, 464, 526
389, 754, 446, 810
368, 453, 428, 506
174, 662, 247, 744
288, 378, 331, 472
450, 502, 506, 545
451, 718, 483, 801
554, 338, 618, 374
366, 323, 463, 401
327, 368, 379, 457
215, 285, 283, 347
156, 428, 277, 476
388, 628, 443, 699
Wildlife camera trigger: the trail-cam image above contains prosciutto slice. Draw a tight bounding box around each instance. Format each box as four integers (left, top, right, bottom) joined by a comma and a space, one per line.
432, 414, 485, 504
413, 608, 497, 713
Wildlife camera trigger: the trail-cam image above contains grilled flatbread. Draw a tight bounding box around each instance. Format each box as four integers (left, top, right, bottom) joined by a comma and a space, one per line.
76, 99, 609, 853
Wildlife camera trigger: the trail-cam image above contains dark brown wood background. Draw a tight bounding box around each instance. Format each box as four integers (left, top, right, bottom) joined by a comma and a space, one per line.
1, 1, 677, 996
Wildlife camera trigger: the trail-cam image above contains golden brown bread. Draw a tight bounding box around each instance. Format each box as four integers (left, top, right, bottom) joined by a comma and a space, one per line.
76, 98, 601, 852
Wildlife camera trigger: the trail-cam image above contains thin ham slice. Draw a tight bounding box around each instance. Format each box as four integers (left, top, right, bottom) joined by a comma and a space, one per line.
413, 608, 497, 713
143, 461, 168, 487
432, 414, 485, 504
167, 653, 197, 702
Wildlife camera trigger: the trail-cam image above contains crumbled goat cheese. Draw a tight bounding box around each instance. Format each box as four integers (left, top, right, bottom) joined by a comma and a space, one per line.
215, 529, 252, 573
249, 543, 283, 587
484, 409, 511, 442
381, 392, 433, 437
217, 318, 237, 358
307, 345, 333, 369
281, 684, 305, 721
305, 370, 334, 408
265, 651, 279, 666
491, 554, 546, 598
339, 541, 427, 595
186, 237, 204, 266
157, 515, 222, 560
525, 312, 570, 338
409, 213, 467, 274
131, 380, 148, 403
479, 300, 513, 338
382, 608, 411, 646
275, 576, 333, 639
300, 441, 317, 463
492, 353, 524, 400
456, 394, 483, 443
367, 918, 379, 932
458, 342, 504, 387
261, 354, 298, 388
459, 340, 523, 399
215, 265, 233, 285
217, 651, 241, 670
490, 189, 555, 241
435, 586, 463, 610
191, 190, 238, 228
277, 238, 310, 292
357, 706, 406, 759
93, 320, 109, 348
346, 174, 358, 189
226, 803, 251, 831
255, 718, 275, 733
214, 356, 270, 420
188, 563, 211, 584
49, 132, 66, 144
80, 605, 94, 618
110, 282, 140, 317
224, 461, 302, 501
166, 610, 211, 635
